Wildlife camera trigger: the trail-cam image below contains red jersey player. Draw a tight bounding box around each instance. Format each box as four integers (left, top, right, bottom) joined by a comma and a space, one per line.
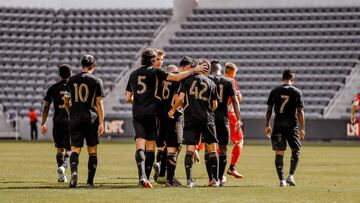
351, 93, 360, 137
224, 62, 244, 178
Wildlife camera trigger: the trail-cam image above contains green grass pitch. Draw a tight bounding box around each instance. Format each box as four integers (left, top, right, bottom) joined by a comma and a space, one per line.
0, 141, 360, 202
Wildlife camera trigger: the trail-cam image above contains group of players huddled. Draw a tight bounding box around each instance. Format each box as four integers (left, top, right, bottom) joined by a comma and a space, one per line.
41, 47, 306, 188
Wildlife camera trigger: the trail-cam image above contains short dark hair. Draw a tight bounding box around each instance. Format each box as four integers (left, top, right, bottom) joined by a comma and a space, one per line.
282, 68, 295, 81
141, 48, 157, 66
179, 56, 196, 68
81, 55, 97, 67
59, 64, 72, 79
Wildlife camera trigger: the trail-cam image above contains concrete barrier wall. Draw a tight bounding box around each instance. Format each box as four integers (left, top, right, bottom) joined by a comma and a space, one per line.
18, 116, 358, 141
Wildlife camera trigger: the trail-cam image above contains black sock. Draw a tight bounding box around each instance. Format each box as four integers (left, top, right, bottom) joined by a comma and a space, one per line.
229, 164, 235, 171
56, 153, 64, 168
145, 150, 155, 180
275, 154, 284, 181
218, 152, 227, 180
135, 149, 146, 180
156, 150, 163, 163
166, 153, 177, 181
62, 152, 70, 168
209, 152, 219, 181
204, 153, 212, 181
184, 151, 194, 181
70, 152, 79, 175
87, 153, 97, 185
159, 148, 167, 177
290, 151, 300, 175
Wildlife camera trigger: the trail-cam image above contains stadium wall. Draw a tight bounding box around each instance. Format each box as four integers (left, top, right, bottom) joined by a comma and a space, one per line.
0, 0, 173, 9
17, 117, 358, 141
198, 0, 360, 8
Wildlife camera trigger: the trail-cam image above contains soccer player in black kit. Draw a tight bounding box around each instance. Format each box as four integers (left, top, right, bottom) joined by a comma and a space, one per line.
64, 55, 105, 188
125, 49, 207, 188
41, 64, 72, 183
265, 69, 305, 187
169, 59, 219, 188
208, 61, 242, 186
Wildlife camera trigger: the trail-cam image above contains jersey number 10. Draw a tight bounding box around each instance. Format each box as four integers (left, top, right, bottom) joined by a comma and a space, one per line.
73, 83, 89, 102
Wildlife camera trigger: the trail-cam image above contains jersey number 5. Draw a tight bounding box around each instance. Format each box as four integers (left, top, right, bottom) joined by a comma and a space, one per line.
280, 95, 289, 113
137, 76, 147, 94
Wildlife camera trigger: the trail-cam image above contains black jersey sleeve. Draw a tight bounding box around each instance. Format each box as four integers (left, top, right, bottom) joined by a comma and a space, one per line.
44, 86, 52, 103
210, 81, 217, 102
96, 78, 105, 98
154, 68, 169, 81
295, 90, 304, 109
267, 89, 275, 106
179, 80, 187, 94
126, 76, 132, 92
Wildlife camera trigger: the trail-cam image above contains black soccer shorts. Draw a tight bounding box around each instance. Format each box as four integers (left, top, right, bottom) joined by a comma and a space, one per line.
158, 112, 183, 148
70, 119, 99, 148
183, 121, 218, 146
215, 118, 230, 145
53, 121, 71, 150
133, 115, 157, 141
271, 126, 301, 151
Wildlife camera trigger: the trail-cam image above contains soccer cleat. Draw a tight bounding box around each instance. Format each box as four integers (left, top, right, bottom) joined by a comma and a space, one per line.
86, 183, 94, 189
227, 168, 243, 179
220, 176, 227, 186
153, 162, 160, 182
57, 166, 67, 183
156, 176, 166, 184
186, 179, 196, 188
286, 175, 296, 186
280, 180, 287, 187
69, 172, 78, 188
194, 150, 200, 164
166, 179, 182, 187
139, 178, 153, 188
172, 177, 182, 186
208, 179, 220, 187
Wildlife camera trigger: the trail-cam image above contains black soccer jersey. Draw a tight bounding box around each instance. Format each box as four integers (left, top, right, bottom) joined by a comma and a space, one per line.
179, 74, 217, 123
267, 84, 304, 126
126, 66, 169, 117
208, 75, 236, 120
44, 79, 70, 123
160, 78, 180, 114
66, 72, 104, 123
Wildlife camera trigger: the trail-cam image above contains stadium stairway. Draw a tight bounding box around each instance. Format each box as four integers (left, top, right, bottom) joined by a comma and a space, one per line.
324, 63, 360, 119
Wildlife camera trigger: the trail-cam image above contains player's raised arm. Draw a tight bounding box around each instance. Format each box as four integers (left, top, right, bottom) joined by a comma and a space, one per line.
40, 101, 51, 135
166, 63, 207, 82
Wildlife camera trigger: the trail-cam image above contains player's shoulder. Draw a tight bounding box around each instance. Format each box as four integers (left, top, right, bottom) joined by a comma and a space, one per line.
290, 85, 302, 95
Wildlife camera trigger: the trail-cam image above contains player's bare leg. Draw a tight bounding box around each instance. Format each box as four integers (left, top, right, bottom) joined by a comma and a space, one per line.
275, 150, 286, 187
86, 146, 98, 188
136, 138, 152, 188
69, 147, 81, 188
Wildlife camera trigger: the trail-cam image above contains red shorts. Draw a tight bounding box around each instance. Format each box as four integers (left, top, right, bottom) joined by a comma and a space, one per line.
228, 112, 243, 143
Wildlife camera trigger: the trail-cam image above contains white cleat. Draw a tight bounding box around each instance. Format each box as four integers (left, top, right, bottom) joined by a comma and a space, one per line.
186, 179, 196, 188
286, 175, 296, 186
280, 180, 287, 187
57, 166, 67, 183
